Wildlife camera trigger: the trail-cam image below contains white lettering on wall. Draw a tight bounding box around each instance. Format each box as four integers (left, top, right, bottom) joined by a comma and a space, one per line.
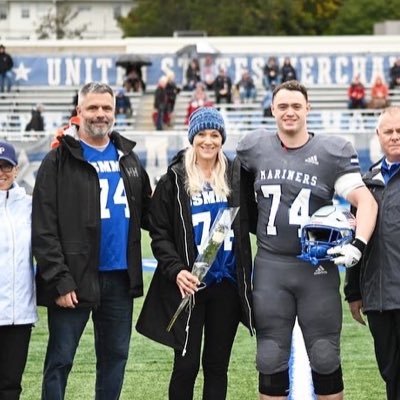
335, 57, 348, 84
47, 58, 61, 85
96, 58, 112, 83
84, 58, 93, 83
65, 58, 81, 85
300, 57, 314, 85
317, 57, 332, 84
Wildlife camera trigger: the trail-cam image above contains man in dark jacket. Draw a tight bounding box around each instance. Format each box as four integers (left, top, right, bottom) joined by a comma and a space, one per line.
32, 82, 152, 400
153, 75, 169, 130
25, 103, 44, 132
214, 67, 233, 104
0, 44, 13, 93
345, 106, 400, 400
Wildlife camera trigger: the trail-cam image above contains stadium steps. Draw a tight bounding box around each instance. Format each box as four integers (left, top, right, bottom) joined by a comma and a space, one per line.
134, 93, 155, 130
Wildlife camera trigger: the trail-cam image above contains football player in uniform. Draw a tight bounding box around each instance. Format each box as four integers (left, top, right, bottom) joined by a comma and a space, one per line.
236, 80, 378, 400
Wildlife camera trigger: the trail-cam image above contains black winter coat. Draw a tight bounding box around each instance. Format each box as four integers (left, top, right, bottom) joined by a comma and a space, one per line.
136, 151, 256, 350
32, 132, 152, 307
0, 52, 13, 74
345, 160, 400, 312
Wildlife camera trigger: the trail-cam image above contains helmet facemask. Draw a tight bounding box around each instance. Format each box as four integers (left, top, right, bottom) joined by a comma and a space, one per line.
298, 206, 356, 266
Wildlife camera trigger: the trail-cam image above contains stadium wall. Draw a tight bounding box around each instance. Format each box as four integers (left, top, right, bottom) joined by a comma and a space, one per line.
5, 36, 400, 88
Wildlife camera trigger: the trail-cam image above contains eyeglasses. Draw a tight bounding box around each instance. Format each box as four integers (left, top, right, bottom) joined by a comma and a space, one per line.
0, 163, 14, 173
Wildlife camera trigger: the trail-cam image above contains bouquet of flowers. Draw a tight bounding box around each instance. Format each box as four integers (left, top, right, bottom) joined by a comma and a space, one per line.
166, 206, 239, 332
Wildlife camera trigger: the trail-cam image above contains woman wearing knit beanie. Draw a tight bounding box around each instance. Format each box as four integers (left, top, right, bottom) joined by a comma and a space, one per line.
137, 107, 255, 399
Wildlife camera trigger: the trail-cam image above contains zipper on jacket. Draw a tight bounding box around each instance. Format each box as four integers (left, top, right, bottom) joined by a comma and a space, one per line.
172, 169, 190, 267
378, 184, 386, 312
4, 190, 16, 323
172, 168, 193, 355
231, 159, 255, 334
87, 161, 102, 306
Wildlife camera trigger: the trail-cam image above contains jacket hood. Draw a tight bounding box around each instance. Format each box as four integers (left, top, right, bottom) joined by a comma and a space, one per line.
60, 130, 136, 160
168, 148, 187, 176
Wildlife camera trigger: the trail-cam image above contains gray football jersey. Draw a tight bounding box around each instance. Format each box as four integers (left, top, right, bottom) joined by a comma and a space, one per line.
237, 129, 361, 256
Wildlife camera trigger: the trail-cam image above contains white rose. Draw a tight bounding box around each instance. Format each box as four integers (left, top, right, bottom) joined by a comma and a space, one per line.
211, 230, 225, 244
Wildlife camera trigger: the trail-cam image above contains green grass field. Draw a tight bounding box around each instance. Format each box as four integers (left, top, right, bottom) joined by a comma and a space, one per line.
21, 232, 386, 399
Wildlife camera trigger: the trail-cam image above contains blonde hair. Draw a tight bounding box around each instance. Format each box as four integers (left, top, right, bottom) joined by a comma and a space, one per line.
184, 146, 231, 198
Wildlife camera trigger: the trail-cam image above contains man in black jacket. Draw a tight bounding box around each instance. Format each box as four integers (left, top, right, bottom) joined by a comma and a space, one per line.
0, 44, 13, 93
32, 82, 152, 400
345, 106, 400, 400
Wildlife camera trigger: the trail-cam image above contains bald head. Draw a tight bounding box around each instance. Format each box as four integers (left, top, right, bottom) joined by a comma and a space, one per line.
376, 106, 400, 162
377, 106, 400, 129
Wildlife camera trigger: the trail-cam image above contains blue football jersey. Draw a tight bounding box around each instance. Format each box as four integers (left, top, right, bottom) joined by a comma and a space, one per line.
81, 140, 130, 271
191, 184, 236, 286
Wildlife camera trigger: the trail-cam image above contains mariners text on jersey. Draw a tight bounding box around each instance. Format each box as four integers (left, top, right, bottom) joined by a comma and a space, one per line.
260, 168, 318, 186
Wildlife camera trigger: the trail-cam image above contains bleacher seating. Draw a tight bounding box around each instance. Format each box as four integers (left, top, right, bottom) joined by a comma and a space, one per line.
171, 86, 396, 135
0, 86, 142, 134
1, 84, 400, 138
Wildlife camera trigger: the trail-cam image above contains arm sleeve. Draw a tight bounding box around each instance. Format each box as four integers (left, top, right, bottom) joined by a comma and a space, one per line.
149, 176, 187, 282
240, 161, 257, 234
140, 162, 153, 231
343, 200, 363, 302
32, 152, 77, 297
344, 263, 362, 302
334, 172, 365, 199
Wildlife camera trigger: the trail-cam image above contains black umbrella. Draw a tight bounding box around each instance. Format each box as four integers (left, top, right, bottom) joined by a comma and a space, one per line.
115, 54, 152, 68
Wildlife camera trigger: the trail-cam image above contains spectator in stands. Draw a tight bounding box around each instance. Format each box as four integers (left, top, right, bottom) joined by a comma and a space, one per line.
184, 58, 201, 91
25, 104, 45, 132
165, 71, 181, 122
214, 67, 232, 104
262, 56, 280, 89
70, 90, 78, 117
0, 141, 37, 400
123, 65, 146, 93
236, 69, 257, 103
280, 57, 297, 83
0, 44, 13, 93
185, 82, 214, 124
261, 83, 276, 118
389, 58, 400, 90
368, 76, 389, 109
201, 55, 217, 90
115, 88, 132, 118
348, 75, 367, 109
153, 75, 169, 130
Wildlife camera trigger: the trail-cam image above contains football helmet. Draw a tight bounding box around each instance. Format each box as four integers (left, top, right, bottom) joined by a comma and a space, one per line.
298, 205, 356, 266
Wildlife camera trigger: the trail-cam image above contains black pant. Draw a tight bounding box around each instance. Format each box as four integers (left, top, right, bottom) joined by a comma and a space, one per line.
169, 279, 241, 400
0, 324, 32, 400
367, 310, 400, 400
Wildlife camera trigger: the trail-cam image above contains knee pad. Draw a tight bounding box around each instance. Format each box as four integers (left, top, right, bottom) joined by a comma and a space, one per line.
309, 338, 340, 374
312, 366, 344, 395
256, 339, 288, 374
259, 370, 289, 396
